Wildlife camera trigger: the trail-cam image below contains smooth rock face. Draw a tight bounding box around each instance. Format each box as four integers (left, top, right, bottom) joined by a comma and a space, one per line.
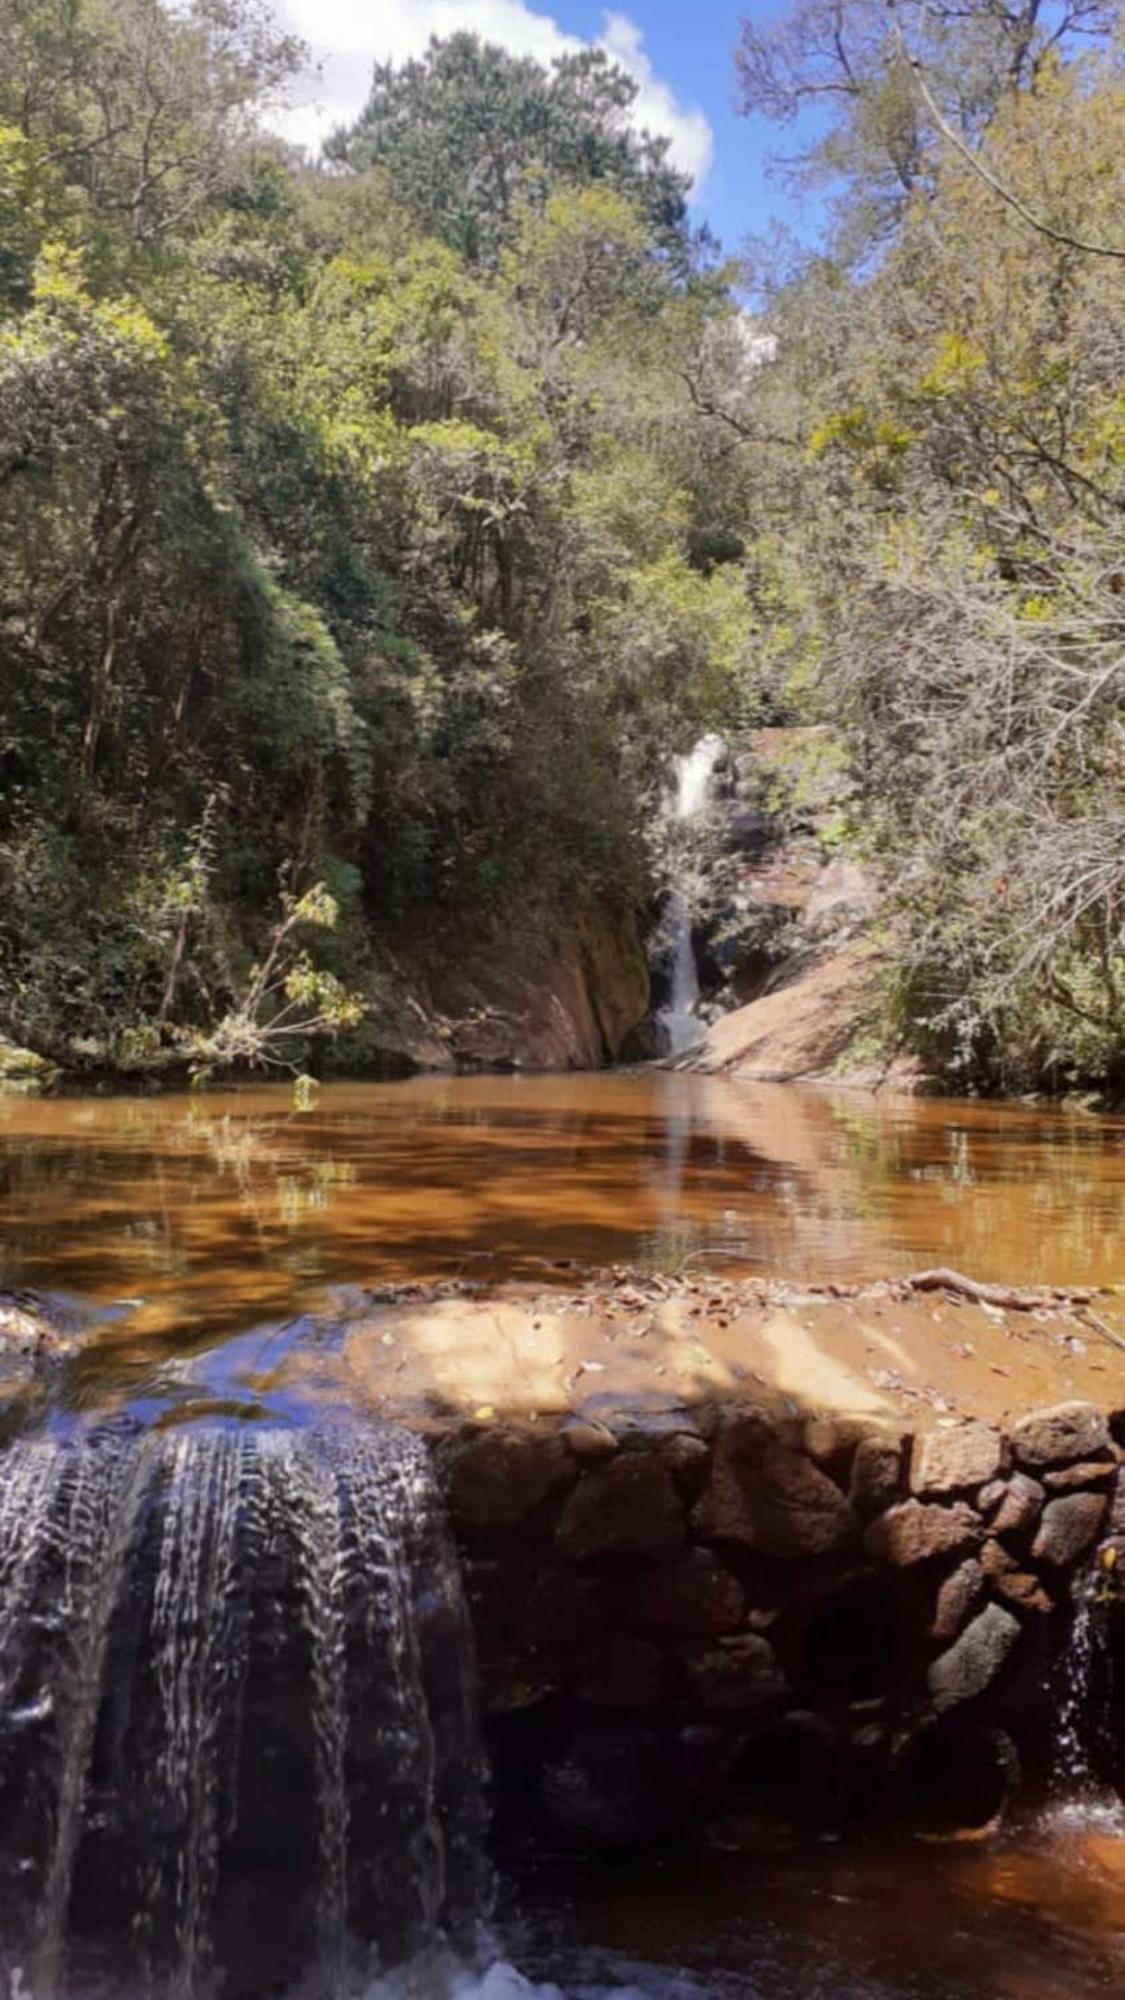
1031, 1491, 1107, 1568
556, 1455, 687, 1562
699, 1437, 857, 1557
927, 1603, 1021, 1712
1010, 1402, 1111, 1471
864, 1500, 983, 1567
930, 1559, 986, 1644
911, 1423, 1004, 1497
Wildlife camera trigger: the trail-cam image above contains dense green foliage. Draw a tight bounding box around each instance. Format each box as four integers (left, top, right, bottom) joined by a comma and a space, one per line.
741, 5, 1125, 1091
4, 0, 1125, 1094
328, 32, 697, 270
0, 0, 749, 1074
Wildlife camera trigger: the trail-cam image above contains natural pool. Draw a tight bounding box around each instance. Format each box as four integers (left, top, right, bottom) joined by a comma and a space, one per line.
1, 1073, 1124, 1998
4, 1072, 1125, 1383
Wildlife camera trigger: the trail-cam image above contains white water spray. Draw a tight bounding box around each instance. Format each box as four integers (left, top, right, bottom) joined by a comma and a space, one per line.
0, 1424, 484, 2000
1046, 1575, 1123, 1834
657, 734, 723, 1055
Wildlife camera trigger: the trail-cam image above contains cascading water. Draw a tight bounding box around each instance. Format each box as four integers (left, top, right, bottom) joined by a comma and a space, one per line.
0, 1424, 486, 2000
1047, 1558, 1122, 1832
655, 735, 723, 1056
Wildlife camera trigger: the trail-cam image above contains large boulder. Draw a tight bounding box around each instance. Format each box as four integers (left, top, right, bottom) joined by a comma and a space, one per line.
1031, 1491, 1107, 1569
864, 1499, 983, 1567
443, 1432, 576, 1532
697, 1425, 857, 1558
556, 1455, 687, 1563
1010, 1402, 1111, 1471
929, 1559, 986, 1645
910, 1423, 1005, 1497
927, 1603, 1021, 1712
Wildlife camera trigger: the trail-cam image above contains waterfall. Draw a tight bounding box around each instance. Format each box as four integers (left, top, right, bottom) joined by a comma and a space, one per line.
656, 734, 723, 1055
0, 1424, 486, 2000
1047, 1565, 1122, 1832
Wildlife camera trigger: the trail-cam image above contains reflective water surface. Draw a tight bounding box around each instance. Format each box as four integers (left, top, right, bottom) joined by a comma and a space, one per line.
5, 1074, 1125, 1373
501, 1812, 1125, 1998
3, 1073, 1125, 1996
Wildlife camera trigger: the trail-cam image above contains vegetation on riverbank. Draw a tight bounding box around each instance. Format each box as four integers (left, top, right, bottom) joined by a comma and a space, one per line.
0, 1, 752, 1079
2, 1, 1125, 1093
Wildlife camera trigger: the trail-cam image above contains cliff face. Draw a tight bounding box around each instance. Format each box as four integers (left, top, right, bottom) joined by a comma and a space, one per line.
675, 729, 922, 1090
353, 900, 650, 1075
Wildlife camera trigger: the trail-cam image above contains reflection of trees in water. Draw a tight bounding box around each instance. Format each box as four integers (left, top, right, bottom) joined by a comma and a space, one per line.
0, 1100, 359, 1301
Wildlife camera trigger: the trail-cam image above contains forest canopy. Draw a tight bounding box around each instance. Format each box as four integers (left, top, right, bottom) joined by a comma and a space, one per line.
0, 0, 751, 1075
2, 0, 1125, 1092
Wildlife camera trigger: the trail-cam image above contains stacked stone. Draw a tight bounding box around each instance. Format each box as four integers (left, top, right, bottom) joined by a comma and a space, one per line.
438, 1394, 1124, 1846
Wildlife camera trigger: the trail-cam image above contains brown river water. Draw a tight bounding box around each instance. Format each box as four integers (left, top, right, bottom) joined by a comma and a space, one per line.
3, 1071, 1125, 1995
5, 1072, 1125, 1362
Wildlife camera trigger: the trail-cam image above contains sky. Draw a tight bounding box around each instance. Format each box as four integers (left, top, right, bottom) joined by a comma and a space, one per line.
273, 1, 822, 256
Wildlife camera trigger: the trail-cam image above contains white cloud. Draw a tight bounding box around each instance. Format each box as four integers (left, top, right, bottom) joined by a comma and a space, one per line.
274, 1, 712, 191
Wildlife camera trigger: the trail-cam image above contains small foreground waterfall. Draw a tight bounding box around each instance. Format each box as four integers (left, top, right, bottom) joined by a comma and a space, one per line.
655, 734, 723, 1056
0, 1425, 486, 2000
1048, 1564, 1123, 1833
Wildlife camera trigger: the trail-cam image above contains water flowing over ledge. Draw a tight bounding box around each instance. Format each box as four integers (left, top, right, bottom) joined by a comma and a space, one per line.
0, 1424, 484, 2000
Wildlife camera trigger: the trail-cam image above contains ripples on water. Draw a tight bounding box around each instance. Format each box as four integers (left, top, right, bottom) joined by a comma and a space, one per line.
5, 1074, 1125, 1393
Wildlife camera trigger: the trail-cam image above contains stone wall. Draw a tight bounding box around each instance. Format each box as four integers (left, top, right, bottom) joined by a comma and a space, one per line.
436, 1395, 1125, 1849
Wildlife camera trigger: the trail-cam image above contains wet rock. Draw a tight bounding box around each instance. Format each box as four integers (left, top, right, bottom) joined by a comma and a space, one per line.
574, 1635, 671, 1712
929, 1559, 986, 1645
698, 1434, 857, 1558
864, 1499, 983, 1567
980, 1540, 1054, 1616
979, 1472, 1044, 1541
1010, 1402, 1111, 1471
634, 1549, 745, 1638
849, 1432, 907, 1517
443, 1432, 576, 1531
555, 1455, 687, 1563
1031, 1491, 1107, 1568
910, 1423, 1005, 1497
685, 1633, 790, 1714
927, 1603, 1020, 1712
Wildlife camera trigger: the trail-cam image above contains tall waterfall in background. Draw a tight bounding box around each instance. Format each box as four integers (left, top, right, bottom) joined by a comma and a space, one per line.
657, 734, 723, 1055
0, 1425, 485, 2000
